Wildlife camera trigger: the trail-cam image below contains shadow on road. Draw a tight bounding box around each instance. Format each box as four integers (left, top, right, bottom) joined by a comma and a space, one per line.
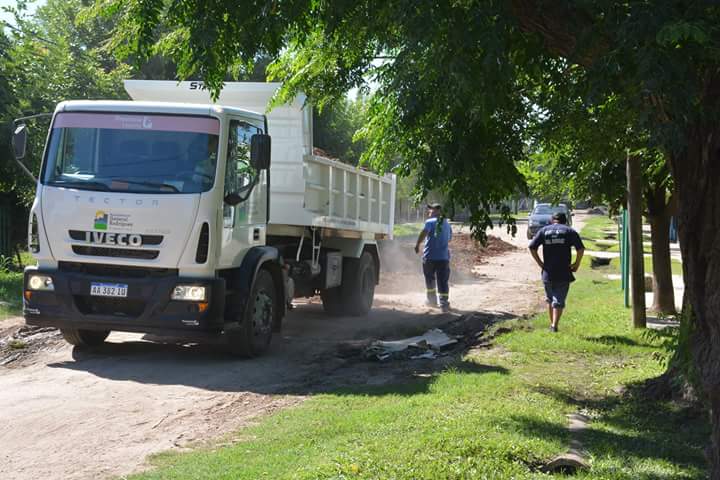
45, 305, 518, 397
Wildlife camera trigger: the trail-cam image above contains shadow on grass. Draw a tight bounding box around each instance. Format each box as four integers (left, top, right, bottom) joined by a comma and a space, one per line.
582, 335, 654, 347
522, 384, 709, 478
324, 360, 510, 398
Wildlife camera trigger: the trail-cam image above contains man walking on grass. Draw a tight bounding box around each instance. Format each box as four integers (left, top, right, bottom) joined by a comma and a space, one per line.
529, 212, 585, 332
415, 203, 452, 312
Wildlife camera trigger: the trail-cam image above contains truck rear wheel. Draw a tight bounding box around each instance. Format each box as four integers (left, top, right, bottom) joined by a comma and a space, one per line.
60, 328, 110, 347
321, 252, 376, 316
226, 269, 275, 357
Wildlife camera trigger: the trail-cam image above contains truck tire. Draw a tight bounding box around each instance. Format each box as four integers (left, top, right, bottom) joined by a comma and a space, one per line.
226, 269, 275, 357
60, 328, 110, 347
321, 252, 376, 316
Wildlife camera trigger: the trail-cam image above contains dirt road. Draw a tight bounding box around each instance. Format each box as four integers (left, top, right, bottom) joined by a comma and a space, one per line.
0, 221, 558, 480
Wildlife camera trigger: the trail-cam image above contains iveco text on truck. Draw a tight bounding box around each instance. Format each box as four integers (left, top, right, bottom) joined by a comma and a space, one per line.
11, 81, 396, 356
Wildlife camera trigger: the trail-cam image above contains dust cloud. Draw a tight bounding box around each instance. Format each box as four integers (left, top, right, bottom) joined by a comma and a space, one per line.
377, 238, 427, 294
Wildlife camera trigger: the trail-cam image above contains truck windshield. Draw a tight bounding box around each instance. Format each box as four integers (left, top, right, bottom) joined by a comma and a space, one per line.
43, 112, 220, 194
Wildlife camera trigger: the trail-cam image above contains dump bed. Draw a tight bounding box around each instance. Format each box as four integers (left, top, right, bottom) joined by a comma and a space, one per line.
124, 81, 395, 238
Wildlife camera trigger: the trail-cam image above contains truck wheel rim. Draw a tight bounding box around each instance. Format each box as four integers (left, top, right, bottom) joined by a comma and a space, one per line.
252, 291, 273, 337
362, 269, 374, 307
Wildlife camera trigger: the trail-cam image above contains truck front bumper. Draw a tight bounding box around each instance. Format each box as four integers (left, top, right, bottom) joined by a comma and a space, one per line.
22, 265, 226, 335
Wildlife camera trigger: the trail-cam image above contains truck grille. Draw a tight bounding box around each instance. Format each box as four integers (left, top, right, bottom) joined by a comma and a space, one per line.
59, 262, 177, 278
72, 245, 159, 260
74, 295, 146, 317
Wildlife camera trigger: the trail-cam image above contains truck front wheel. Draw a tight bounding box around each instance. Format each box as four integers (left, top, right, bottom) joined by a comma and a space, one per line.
226, 269, 275, 357
321, 252, 376, 316
60, 328, 110, 347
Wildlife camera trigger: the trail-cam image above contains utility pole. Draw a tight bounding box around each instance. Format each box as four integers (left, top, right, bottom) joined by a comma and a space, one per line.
627, 153, 646, 328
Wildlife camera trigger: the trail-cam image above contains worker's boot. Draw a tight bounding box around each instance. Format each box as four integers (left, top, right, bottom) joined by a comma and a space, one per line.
425, 289, 437, 307
439, 293, 450, 312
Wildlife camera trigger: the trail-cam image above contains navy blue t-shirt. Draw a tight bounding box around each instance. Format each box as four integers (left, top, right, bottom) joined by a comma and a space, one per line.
528, 224, 585, 283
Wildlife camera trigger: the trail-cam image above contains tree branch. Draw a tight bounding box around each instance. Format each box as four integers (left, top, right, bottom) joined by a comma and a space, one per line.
509, 0, 606, 67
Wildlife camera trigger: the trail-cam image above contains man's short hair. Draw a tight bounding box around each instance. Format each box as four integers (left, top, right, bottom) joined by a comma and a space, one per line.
553, 212, 567, 224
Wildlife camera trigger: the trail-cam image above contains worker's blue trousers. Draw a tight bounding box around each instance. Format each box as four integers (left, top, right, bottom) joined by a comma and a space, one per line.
423, 260, 450, 306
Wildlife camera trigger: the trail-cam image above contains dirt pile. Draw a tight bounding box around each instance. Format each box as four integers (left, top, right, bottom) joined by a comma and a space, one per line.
378, 234, 517, 293
450, 234, 517, 275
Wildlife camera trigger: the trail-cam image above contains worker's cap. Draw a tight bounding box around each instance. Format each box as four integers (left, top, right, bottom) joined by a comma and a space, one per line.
552, 212, 567, 223
426, 203, 442, 210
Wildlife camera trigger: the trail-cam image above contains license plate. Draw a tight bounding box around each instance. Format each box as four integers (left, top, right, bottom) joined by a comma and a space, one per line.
90, 282, 128, 298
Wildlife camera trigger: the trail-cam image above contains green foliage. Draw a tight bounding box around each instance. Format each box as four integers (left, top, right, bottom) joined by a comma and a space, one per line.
313, 97, 368, 166
0, 269, 22, 320
0, 255, 13, 273
92, 1, 720, 232
517, 152, 573, 205
104, 0, 540, 239
0, 0, 130, 251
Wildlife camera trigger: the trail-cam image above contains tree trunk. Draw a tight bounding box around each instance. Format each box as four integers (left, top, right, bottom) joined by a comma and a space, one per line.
645, 185, 676, 315
648, 211, 676, 314
669, 126, 720, 479
627, 154, 646, 328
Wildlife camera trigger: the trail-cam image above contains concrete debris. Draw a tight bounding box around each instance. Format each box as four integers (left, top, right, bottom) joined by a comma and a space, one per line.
541, 413, 591, 474
410, 351, 437, 360
364, 328, 459, 361
0, 325, 61, 366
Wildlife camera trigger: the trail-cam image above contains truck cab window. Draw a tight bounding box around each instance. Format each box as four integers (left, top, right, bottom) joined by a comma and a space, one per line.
43, 113, 220, 194
224, 120, 261, 195
223, 120, 262, 226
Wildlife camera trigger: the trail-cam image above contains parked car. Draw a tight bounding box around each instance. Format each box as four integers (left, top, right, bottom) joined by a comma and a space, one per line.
527, 203, 572, 239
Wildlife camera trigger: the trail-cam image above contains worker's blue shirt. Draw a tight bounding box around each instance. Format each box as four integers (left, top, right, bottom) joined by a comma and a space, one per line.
423, 217, 452, 261
529, 224, 585, 283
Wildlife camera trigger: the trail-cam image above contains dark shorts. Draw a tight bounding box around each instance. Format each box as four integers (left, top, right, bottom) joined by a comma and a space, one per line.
544, 281, 570, 308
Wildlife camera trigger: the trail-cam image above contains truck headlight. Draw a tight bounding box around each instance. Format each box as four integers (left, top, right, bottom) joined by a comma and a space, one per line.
172, 285, 207, 302
27, 274, 54, 291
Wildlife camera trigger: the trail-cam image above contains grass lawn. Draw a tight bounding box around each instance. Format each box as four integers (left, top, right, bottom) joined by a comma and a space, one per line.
0, 270, 23, 321
644, 256, 684, 276
580, 215, 619, 251
0, 251, 32, 321
581, 217, 683, 276
393, 223, 423, 238
132, 259, 708, 479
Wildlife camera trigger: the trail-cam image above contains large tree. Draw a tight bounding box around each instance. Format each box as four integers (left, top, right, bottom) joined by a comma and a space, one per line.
0, 0, 129, 259
101, 0, 720, 474
4, 0, 130, 188
523, 78, 678, 315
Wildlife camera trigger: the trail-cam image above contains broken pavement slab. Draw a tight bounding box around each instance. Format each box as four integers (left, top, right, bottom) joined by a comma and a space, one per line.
364, 328, 460, 361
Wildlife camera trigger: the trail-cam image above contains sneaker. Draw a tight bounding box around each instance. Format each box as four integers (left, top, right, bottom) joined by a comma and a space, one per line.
549, 325, 558, 333
440, 304, 450, 313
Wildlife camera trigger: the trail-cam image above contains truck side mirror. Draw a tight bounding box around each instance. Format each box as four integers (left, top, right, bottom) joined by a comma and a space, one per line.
12, 124, 27, 160
250, 134, 271, 170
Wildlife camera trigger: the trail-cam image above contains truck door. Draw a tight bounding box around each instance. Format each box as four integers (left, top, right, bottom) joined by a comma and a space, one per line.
220, 118, 268, 264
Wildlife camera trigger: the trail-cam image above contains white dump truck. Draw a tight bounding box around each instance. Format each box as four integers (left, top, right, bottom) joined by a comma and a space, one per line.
11, 81, 396, 356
